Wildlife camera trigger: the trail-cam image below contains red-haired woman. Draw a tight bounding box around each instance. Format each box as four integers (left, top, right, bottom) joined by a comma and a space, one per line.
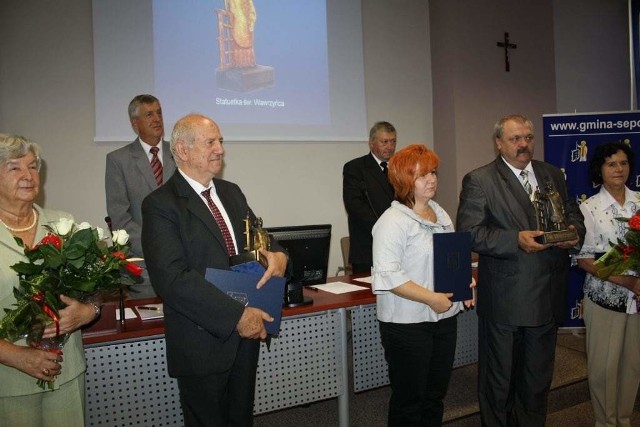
372, 144, 475, 426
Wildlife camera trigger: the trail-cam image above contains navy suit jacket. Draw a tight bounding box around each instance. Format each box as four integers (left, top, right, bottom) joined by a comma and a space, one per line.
343, 153, 395, 266
105, 138, 176, 257
141, 171, 284, 377
456, 157, 585, 326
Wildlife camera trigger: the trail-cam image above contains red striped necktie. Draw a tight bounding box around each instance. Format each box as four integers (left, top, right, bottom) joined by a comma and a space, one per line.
201, 188, 237, 256
150, 146, 163, 186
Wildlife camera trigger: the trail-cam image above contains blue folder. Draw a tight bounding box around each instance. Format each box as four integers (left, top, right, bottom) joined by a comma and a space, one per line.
432, 232, 472, 302
205, 268, 286, 335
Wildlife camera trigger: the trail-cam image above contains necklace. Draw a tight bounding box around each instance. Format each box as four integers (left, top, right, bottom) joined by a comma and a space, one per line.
0, 208, 38, 233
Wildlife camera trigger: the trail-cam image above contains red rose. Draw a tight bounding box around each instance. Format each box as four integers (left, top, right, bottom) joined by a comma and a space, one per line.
40, 233, 62, 250
124, 262, 144, 277
629, 214, 640, 231
112, 251, 126, 260
622, 245, 636, 261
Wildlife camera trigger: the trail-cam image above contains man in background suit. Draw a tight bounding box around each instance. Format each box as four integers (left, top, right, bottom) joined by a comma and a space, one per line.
456, 114, 585, 426
105, 94, 176, 257
141, 114, 287, 426
343, 121, 397, 274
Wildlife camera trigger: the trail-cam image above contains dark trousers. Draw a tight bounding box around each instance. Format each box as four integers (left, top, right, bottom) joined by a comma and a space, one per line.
379, 316, 458, 427
177, 338, 260, 427
478, 317, 558, 427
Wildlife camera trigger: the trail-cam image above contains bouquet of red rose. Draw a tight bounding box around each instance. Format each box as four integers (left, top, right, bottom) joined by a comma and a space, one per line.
594, 212, 640, 279
0, 218, 143, 389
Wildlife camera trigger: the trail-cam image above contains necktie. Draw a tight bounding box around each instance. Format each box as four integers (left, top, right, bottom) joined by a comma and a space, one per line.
201, 189, 237, 256
381, 161, 388, 175
520, 170, 533, 197
150, 146, 163, 186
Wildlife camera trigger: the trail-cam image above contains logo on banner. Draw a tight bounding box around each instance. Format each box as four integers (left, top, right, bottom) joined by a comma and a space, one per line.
544, 111, 640, 329
575, 193, 588, 205
570, 299, 583, 320
570, 140, 588, 162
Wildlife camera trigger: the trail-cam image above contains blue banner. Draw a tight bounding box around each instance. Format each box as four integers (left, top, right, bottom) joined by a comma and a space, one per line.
543, 111, 640, 327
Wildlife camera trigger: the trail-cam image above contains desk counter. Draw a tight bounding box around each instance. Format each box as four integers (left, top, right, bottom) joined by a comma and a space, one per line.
81, 275, 476, 427
82, 275, 375, 344
81, 275, 376, 427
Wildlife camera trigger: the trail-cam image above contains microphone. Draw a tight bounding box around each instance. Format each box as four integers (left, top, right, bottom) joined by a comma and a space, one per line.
359, 181, 380, 219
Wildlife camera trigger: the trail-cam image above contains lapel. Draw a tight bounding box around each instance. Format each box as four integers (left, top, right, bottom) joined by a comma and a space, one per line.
493, 158, 537, 229
161, 140, 176, 182
131, 138, 158, 190
364, 154, 394, 198
174, 173, 228, 254
0, 221, 23, 256
531, 161, 555, 195
213, 178, 249, 249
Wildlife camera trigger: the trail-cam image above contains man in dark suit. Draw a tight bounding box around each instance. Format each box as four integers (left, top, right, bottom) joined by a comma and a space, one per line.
105, 94, 176, 257
343, 121, 396, 274
141, 114, 288, 426
456, 114, 585, 426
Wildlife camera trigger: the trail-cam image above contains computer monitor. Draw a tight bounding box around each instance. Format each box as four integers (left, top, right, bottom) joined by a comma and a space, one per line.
266, 224, 332, 307
265, 224, 332, 287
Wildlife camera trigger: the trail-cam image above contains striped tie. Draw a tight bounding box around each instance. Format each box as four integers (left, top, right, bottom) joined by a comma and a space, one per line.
201, 189, 237, 256
150, 146, 163, 186
520, 170, 532, 197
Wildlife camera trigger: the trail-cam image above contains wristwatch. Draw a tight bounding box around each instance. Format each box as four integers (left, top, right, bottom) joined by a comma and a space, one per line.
88, 302, 102, 319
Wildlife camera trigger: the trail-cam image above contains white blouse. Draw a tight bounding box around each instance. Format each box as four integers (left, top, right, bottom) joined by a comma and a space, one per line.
574, 186, 639, 313
372, 200, 463, 323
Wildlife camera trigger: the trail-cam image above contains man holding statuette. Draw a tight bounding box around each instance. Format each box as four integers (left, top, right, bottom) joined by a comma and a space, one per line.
141, 114, 287, 426
456, 114, 584, 426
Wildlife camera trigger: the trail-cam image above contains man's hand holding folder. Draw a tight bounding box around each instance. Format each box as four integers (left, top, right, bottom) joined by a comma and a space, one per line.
256, 248, 288, 288
205, 267, 286, 336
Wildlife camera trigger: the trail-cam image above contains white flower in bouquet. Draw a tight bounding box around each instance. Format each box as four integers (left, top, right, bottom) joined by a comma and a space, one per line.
52, 217, 74, 235
77, 221, 92, 230
112, 229, 130, 246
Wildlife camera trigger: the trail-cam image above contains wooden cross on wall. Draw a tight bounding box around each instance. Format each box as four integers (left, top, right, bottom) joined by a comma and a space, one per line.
497, 32, 517, 72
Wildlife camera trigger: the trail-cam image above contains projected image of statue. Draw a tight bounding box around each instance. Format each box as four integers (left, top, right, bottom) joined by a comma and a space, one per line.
216, 0, 275, 92
228, 0, 256, 67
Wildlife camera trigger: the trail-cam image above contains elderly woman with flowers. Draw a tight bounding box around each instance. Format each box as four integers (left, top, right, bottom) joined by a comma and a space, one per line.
574, 141, 640, 427
0, 135, 97, 425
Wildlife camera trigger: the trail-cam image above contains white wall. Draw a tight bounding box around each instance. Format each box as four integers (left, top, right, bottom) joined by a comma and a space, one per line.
0, 0, 433, 276
0, 0, 630, 274
553, 0, 630, 113
429, 0, 629, 219
430, 0, 557, 217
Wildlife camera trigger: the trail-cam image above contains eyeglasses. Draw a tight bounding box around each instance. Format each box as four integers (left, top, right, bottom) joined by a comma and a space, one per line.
505, 135, 534, 144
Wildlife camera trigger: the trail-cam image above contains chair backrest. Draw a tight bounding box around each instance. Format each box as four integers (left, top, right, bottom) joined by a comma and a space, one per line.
340, 236, 352, 275
104, 216, 113, 234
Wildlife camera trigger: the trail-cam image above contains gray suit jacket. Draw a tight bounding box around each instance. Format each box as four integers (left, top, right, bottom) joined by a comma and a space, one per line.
105, 138, 176, 256
456, 157, 585, 326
